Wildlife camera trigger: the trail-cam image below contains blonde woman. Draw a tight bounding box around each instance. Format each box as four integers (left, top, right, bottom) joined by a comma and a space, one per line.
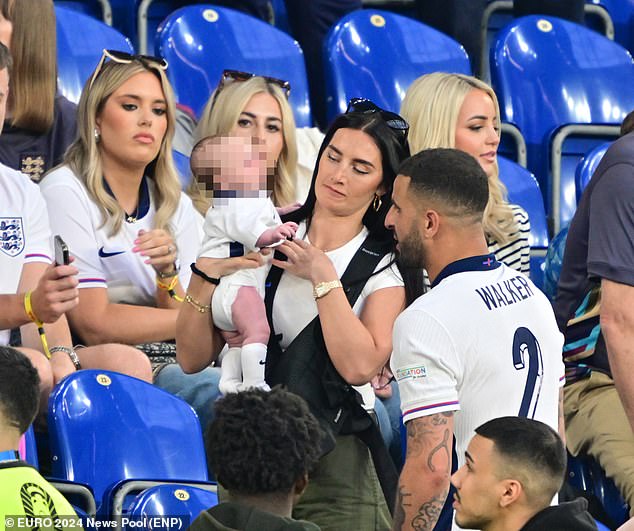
40, 51, 221, 428
401, 72, 530, 274
193, 71, 319, 207
0, 0, 77, 182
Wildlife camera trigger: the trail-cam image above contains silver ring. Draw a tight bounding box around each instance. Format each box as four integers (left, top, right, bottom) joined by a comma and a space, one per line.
167, 245, 174, 255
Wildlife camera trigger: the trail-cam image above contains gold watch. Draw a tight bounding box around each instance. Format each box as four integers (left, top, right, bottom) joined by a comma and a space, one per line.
313, 279, 343, 300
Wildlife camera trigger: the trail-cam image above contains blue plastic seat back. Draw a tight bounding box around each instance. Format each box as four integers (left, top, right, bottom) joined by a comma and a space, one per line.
21, 425, 39, 468
173, 150, 192, 189
491, 15, 634, 228
567, 451, 629, 527
55, 1, 103, 20
156, 5, 312, 127
497, 156, 549, 287
575, 141, 611, 203
323, 9, 471, 122
594, 0, 634, 52
48, 370, 208, 506
543, 226, 569, 302
56, 5, 134, 104
126, 484, 218, 525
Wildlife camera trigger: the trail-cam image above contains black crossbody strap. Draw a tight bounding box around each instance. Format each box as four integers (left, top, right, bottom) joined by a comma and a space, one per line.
264, 233, 392, 343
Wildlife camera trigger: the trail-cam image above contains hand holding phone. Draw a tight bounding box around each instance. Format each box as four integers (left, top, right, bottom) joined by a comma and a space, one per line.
54, 235, 70, 266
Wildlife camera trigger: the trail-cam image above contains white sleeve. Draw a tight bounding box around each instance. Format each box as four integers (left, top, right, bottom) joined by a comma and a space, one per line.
173, 192, 204, 288
41, 179, 106, 288
25, 182, 53, 264
391, 308, 462, 423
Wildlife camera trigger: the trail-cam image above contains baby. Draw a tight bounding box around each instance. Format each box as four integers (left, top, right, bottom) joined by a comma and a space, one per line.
191, 135, 298, 393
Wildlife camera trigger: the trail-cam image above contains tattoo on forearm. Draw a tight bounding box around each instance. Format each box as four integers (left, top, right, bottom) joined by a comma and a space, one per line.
427, 428, 450, 472
411, 492, 448, 531
406, 412, 453, 459
393, 485, 412, 530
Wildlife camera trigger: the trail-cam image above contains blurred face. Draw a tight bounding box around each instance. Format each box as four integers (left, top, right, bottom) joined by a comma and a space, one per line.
451, 435, 506, 530
315, 128, 384, 219
230, 92, 284, 169
190, 136, 269, 200
0, 66, 8, 132
96, 71, 168, 171
454, 89, 500, 178
385, 175, 426, 268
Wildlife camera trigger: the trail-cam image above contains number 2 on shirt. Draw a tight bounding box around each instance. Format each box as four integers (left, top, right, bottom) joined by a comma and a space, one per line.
512, 327, 544, 418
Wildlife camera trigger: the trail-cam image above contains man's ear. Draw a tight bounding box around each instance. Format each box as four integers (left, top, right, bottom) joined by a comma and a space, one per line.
498, 479, 523, 508
421, 209, 441, 238
293, 473, 309, 499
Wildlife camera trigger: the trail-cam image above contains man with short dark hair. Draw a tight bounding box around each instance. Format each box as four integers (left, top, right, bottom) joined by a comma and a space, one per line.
0, 346, 80, 525
387, 149, 565, 531
189, 387, 324, 530
451, 416, 596, 531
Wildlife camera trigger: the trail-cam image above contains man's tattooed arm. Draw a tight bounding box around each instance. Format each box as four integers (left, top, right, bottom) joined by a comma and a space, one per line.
392, 411, 454, 531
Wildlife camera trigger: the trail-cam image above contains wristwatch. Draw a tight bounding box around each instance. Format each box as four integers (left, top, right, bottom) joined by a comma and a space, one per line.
313, 279, 343, 300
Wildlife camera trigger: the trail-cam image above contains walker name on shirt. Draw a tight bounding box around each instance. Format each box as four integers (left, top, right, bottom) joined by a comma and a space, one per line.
475, 275, 534, 311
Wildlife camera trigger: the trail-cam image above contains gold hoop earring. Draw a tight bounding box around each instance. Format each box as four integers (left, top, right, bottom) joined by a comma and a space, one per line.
372, 194, 382, 212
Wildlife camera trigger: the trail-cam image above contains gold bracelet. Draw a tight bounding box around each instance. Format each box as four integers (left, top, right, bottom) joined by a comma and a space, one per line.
185, 294, 211, 313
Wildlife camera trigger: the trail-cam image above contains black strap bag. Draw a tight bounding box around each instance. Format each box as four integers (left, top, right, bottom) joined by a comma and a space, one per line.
264, 233, 398, 512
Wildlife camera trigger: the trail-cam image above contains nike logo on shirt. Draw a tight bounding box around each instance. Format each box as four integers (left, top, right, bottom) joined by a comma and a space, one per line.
98, 247, 125, 258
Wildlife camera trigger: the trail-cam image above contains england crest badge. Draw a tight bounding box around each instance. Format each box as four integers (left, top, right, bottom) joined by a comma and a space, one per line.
0, 217, 25, 257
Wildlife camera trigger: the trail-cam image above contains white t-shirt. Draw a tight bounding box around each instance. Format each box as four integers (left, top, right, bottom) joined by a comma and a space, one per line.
392, 255, 565, 468
200, 196, 281, 331
272, 222, 403, 408
40, 165, 203, 306
0, 164, 53, 345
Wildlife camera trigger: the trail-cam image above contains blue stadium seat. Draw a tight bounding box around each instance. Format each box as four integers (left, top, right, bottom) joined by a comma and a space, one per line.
497, 156, 549, 289
155, 5, 312, 127
542, 225, 568, 301
595, 0, 634, 53
56, 5, 134, 104
48, 370, 212, 518
491, 15, 634, 235
125, 484, 218, 528
575, 141, 611, 203
173, 150, 191, 189
20, 425, 39, 468
567, 452, 629, 528
323, 9, 471, 122
55, 0, 112, 24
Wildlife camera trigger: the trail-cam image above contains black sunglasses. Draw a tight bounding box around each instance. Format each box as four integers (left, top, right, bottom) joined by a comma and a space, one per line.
211, 69, 291, 107
346, 98, 409, 140
89, 49, 168, 89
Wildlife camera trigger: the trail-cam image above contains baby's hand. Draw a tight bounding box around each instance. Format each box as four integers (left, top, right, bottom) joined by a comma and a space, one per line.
256, 222, 299, 247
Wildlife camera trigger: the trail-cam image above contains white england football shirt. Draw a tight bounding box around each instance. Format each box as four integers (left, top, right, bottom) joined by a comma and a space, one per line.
40, 165, 203, 306
0, 164, 53, 345
392, 255, 565, 467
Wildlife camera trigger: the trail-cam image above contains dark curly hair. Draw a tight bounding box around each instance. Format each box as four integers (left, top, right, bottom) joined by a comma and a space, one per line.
206, 387, 324, 495
0, 346, 40, 434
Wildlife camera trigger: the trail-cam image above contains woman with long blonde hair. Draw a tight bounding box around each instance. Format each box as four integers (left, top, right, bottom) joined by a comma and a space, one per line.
401, 72, 530, 273
193, 71, 318, 208
40, 51, 221, 428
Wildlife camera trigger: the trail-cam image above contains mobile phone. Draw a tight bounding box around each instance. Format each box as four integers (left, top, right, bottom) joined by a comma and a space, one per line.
54, 235, 70, 266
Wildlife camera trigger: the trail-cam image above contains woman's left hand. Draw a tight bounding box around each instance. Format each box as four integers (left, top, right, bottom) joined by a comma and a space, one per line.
133, 229, 178, 275
271, 238, 336, 283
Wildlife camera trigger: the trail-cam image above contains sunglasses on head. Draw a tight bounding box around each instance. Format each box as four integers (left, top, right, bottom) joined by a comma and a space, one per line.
210, 69, 291, 107
345, 98, 409, 141
89, 49, 169, 90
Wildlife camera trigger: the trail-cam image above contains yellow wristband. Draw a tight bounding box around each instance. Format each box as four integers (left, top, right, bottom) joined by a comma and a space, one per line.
24, 291, 51, 359
157, 276, 183, 303
24, 291, 41, 325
